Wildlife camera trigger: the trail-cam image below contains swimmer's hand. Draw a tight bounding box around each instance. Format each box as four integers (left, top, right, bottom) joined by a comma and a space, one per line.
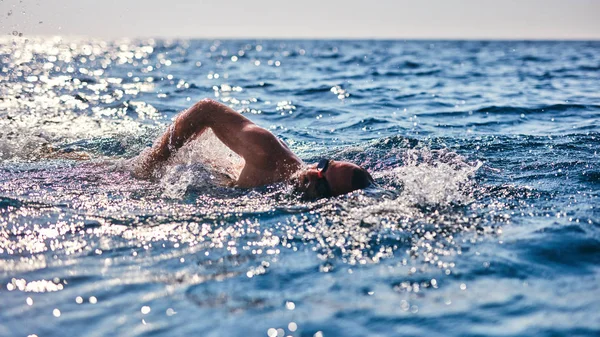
130, 151, 157, 180
131, 164, 152, 180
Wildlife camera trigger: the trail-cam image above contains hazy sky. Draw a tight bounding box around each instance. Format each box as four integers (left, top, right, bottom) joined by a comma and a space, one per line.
1, 0, 599, 39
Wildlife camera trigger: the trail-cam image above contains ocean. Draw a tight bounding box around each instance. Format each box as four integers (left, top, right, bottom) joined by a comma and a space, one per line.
0, 38, 599, 337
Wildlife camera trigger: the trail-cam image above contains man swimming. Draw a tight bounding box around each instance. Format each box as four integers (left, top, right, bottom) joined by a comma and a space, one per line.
135, 98, 374, 199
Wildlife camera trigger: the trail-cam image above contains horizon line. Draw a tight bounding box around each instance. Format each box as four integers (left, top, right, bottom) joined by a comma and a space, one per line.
4, 34, 600, 42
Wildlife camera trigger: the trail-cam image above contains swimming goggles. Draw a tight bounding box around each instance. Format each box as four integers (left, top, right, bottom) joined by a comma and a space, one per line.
317, 158, 330, 178
315, 159, 332, 197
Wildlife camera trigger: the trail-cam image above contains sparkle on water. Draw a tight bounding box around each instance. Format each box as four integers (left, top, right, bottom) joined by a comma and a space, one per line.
1, 36, 599, 337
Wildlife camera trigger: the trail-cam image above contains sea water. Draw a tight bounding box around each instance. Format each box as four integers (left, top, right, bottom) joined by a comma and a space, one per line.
0, 39, 599, 337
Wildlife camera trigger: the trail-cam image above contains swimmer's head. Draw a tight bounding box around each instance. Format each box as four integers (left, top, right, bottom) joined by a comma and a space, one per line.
292, 159, 374, 200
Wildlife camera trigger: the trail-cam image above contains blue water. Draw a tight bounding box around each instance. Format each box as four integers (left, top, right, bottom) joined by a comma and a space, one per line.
1, 39, 599, 337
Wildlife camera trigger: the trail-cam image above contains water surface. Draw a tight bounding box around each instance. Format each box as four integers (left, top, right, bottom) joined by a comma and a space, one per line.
1, 38, 599, 337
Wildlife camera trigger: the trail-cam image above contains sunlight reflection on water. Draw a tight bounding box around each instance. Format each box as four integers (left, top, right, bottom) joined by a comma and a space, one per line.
1, 37, 599, 337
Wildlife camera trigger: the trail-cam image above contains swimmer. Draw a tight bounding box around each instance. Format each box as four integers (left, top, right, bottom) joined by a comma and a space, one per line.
134, 98, 374, 199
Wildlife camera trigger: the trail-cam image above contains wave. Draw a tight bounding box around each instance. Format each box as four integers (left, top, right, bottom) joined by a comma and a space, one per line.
335, 117, 392, 131
474, 104, 599, 114
0, 114, 155, 161
371, 68, 442, 77
415, 103, 600, 118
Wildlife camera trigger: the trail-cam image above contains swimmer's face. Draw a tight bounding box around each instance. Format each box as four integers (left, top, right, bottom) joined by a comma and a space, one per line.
293, 160, 373, 200
293, 163, 330, 200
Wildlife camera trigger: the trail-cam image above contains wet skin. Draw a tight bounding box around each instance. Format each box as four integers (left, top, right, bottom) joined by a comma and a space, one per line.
136, 99, 368, 198
292, 160, 366, 198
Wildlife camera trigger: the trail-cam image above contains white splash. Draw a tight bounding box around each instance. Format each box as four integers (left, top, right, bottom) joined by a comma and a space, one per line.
382, 148, 482, 207
129, 130, 244, 198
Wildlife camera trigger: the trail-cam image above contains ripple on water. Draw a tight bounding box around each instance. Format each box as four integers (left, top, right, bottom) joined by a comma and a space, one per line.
0, 38, 599, 337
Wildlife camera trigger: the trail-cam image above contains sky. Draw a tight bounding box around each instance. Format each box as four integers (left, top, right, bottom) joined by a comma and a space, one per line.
1, 0, 599, 39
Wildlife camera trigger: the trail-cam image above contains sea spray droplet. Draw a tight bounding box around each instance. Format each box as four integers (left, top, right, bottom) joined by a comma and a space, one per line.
0, 39, 597, 336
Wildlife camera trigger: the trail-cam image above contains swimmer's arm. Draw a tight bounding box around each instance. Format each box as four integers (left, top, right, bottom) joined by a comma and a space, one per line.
136, 99, 298, 176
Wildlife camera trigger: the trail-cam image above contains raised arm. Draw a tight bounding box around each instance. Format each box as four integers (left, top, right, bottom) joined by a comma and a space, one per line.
135, 99, 301, 182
